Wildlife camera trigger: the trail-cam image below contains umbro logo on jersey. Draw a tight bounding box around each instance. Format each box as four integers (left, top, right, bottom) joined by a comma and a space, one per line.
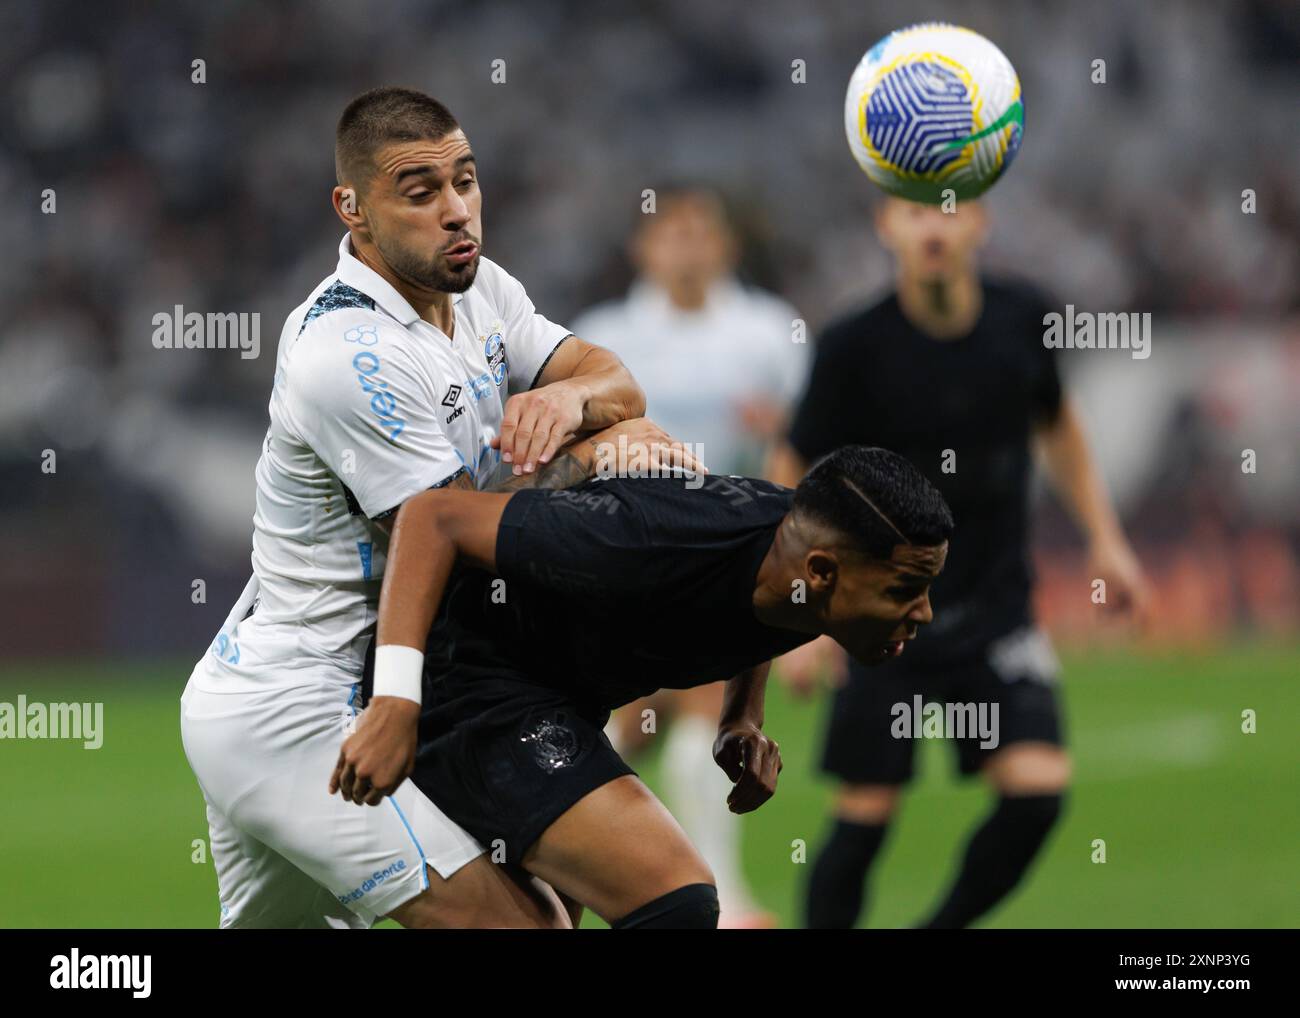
443, 383, 468, 424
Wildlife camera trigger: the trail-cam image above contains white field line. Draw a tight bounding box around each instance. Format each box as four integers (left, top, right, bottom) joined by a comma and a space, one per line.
1073, 713, 1226, 781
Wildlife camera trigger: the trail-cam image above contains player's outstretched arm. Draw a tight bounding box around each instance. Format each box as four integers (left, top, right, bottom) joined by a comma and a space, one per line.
330, 488, 510, 806
378, 488, 509, 649
1034, 396, 1151, 624
712, 662, 783, 814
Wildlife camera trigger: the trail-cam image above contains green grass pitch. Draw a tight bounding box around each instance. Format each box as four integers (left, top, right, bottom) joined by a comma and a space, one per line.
1, 642, 1295, 928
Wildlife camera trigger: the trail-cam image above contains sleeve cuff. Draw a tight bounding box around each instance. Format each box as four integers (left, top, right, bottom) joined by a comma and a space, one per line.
529, 333, 574, 390
370, 466, 470, 520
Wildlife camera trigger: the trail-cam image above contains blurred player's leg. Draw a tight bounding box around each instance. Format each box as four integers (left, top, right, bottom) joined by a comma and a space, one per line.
805, 784, 900, 929
522, 775, 719, 927
605, 691, 668, 758
918, 743, 1069, 929
804, 661, 916, 928
917, 636, 1070, 928
661, 683, 773, 927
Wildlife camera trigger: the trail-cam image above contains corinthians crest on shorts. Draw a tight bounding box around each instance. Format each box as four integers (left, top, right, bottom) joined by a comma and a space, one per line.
519, 712, 582, 773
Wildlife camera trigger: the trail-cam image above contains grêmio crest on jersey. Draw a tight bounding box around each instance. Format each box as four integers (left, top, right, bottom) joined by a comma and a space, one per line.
483, 319, 508, 388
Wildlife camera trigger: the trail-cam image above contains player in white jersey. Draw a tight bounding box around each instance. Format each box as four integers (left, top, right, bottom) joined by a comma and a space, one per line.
571, 185, 808, 927
180, 87, 696, 928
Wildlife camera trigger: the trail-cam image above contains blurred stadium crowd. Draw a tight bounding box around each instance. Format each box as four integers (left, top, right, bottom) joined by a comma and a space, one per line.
2, 0, 1297, 656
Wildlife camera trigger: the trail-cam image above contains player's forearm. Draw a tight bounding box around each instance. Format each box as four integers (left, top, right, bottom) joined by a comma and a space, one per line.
482, 436, 599, 492
1035, 398, 1126, 547
375, 492, 460, 662
719, 662, 771, 729
553, 344, 646, 430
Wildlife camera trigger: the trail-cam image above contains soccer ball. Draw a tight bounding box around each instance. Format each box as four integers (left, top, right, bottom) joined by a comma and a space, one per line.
844, 23, 1024, 204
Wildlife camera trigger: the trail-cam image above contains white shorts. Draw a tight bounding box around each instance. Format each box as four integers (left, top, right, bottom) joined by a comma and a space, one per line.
180, 672, 484, 928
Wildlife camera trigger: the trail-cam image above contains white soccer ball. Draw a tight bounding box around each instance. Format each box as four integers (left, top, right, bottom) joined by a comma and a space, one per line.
844, 23, 1024, 203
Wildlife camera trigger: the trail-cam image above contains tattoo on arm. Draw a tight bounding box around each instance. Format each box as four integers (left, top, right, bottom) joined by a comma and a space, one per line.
482, 439, 598, 493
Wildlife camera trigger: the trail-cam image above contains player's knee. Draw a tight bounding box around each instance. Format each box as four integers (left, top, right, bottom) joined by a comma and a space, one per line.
835, 783, 901, 824
392, 889, 568, 930
388, 879, 478, 929
629, 850, 715, 911
987, 744, 1071, 794
609, 882, 720, 929
388, 865, 570, 929
387, 884, 453, 929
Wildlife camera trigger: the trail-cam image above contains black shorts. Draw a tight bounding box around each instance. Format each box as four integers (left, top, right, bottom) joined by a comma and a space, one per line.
407, 669, 635, 864
821, 625, 1066, 786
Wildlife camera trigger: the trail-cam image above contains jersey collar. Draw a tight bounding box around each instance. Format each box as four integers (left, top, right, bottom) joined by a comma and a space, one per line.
335, 232, 423, 328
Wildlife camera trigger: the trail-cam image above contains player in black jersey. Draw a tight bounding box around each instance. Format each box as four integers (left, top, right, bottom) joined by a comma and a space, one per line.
330, 446, 953, 928
769, 196, 1150, 928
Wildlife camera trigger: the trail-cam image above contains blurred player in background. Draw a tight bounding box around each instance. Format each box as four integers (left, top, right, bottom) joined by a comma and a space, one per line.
769, 196, 1150, 929
570, 185, 808, 926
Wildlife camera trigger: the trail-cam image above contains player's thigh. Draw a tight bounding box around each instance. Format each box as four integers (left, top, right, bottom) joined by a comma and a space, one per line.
958, 628, 1070, 792
820, 658, 919, 791
386, 857, 571, 929
243, 720, 489, 926
184, 682, 484, 926
983, 742, 1071, 794
204, 799, 365, 928
522, 774, 714, 923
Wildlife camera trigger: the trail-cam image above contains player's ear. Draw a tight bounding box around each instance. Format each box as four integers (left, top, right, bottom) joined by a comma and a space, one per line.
332, 184, 368, 234
804, 548, 839, 594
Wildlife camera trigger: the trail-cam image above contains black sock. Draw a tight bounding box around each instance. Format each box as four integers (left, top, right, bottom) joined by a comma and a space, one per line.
805, 819, 890, 928
920, 793, 1064, 929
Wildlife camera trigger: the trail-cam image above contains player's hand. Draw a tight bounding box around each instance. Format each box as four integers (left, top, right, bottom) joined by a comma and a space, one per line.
493, 380, 588, 476
1088, 535, 1152, 629
713, 721, 782, 814
329, 697, 420, 806
589, 417, 708, 478
775, 635, 848, 698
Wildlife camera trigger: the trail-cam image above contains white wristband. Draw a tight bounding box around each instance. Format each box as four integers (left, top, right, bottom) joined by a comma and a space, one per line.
373, 645, 424, 706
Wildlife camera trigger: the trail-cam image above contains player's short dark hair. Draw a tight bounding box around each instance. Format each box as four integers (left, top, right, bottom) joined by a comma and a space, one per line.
335, 87, 460, 191
793, 446, 953, 559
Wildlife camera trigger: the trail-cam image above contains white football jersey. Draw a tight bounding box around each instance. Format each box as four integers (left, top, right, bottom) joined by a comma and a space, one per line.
193, 234, 571, 692
571, 278, 806, 475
